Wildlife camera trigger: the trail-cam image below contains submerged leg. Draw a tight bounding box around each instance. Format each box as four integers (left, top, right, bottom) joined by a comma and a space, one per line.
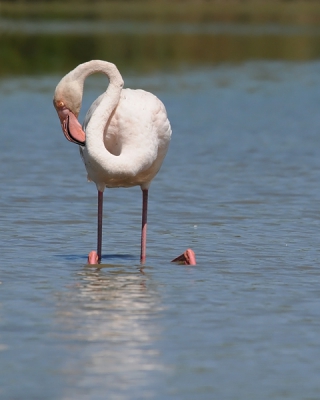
140, 189, 148, 264
97, 190, 104, 263
87, 190, 104, 265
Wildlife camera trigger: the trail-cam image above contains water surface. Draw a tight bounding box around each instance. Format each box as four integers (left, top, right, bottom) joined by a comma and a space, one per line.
1, 60, 320, 399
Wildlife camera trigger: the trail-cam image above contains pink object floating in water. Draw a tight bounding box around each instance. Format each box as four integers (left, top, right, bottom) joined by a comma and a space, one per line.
171, 249, 197, 266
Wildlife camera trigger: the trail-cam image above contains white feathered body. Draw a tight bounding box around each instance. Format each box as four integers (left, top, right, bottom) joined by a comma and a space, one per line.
81, 88, 171, 191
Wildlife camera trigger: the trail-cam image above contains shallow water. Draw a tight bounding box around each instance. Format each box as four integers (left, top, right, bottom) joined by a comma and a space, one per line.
1, 61, 320, 399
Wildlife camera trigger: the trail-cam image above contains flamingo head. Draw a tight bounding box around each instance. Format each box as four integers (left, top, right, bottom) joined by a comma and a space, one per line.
53, 79, 86, 146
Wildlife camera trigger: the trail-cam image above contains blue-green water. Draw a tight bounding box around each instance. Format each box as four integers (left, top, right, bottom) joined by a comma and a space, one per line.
1, 18, 320, 400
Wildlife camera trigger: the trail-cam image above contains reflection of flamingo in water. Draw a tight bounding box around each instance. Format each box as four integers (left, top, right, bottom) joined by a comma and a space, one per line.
53, 60, 196, 265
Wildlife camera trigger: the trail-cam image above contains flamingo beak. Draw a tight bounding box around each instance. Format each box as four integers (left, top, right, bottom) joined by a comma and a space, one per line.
56, 105, 86, 146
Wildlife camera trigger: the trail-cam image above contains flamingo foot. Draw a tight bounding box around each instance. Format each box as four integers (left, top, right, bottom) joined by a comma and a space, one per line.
171, 248, 196, 266
87, 250, 99, 265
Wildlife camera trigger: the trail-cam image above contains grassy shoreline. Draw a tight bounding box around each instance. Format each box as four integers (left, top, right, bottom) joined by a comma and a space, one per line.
1, 0, 320, 24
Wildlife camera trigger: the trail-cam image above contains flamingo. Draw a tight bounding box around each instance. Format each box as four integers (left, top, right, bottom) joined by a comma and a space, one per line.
53, 60, 172, 264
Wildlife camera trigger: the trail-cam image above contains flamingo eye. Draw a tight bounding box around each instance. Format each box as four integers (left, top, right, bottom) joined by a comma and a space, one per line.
55, 100, 65, 108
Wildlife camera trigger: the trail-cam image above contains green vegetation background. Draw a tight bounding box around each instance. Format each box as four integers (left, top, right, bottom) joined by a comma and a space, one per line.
1, 0, 320, 77
2, 0, 320, 23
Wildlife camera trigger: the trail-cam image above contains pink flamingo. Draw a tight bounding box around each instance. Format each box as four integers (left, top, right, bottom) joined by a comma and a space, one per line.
53, 60, 196, 266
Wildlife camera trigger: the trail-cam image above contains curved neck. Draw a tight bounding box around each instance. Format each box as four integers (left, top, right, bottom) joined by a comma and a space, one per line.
71, 60, 123, 84
85, 61, 124, 135
73, 60, 124, 121
80, 62, 129, 176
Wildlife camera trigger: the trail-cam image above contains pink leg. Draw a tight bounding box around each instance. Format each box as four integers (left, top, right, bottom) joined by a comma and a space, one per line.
140, 189, 148, 264
97, 190, 103, 263
87, 191, 103, 265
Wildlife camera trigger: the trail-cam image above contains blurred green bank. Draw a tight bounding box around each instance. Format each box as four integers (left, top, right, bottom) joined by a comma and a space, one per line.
1, 1, 320, 77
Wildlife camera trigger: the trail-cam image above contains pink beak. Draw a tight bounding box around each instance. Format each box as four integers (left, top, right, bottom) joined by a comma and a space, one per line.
56, 107, 86, 146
